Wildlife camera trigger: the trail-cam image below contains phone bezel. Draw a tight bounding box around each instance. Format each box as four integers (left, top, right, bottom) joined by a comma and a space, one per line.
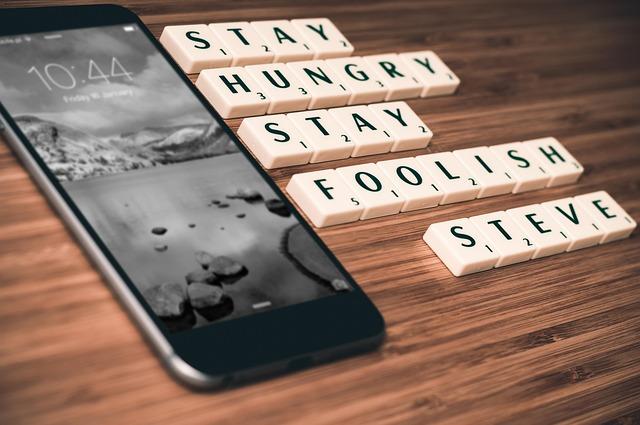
0, 4, 384, 386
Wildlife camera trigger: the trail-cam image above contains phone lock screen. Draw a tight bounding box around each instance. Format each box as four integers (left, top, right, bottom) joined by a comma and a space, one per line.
0, 24, 351, 332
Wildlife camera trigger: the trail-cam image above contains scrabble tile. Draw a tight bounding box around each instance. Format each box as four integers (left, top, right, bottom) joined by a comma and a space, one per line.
507, 204, 571, 259
574, 191, 637, 243
160, 25, 231, 73
286, 60, 351, 108
245, 63, 311, 113
489, 142, 550, 193
453, 146, 516, 198
399, 50, 460, 97
196, 67, 270, 118
209, 21, 274, 65
237, 115, 312, 168
470, 211, 535, 267
368, 101, 432, 152
521, 137, 584, 187
423, 218, 499, 276
376, 157, 443, 212
364, 54, 423, 101
287, 109, 354, 162
336, 163, 404, 219
329, 105, 394, 157
324, 57, 388, 104
415, 152, 480, 204
286, 169, 363, 227
541, 197, 604, 251
291, 18, 354, 59
250, 20, 315, 62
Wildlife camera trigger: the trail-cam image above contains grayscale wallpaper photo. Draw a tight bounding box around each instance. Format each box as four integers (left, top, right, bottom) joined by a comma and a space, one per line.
0, 24, 350, 332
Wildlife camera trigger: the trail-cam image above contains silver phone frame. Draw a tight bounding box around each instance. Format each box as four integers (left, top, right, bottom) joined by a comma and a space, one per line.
1, 119, 220, 389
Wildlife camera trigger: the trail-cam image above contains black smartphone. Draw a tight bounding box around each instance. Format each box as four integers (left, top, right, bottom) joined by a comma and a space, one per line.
0, 4, 384, 389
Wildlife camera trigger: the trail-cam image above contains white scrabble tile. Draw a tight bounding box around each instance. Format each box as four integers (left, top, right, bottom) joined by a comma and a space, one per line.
209, 21, 274, 66
324, 57, 388, 104
453, 146, 516, 198
574, 191, 637, 243
507, 204, 571, 259
415, 152, 481, 204
250, 20, 315, 62
336, 163, 404, 219
399, 50, 460, 97
286, 169, 363, 227
541, 197, 604, 251
291, 18, 354, 59
522, 137, 584, 187
376, 157, 443, 212
245, 63, 311, 113
489, 142, 550, 193
237, 115, 312, 168
423, 218, 499, 276
470, 211, 535, 267
329, 105, 394, 157
196, 67, 270, 118
364, 54, 423, 101
160, 25, 232, 73
286, 60, 351, 108
368, 101, 432, 152
287, 109, 354, 162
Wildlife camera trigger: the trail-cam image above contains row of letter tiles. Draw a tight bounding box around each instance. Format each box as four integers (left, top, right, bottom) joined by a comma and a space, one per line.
286, 137, 583, 227
195, 51, 460, 118
160, 18, 354, 73
423, 191, 637, 276
238, 101, 432, 168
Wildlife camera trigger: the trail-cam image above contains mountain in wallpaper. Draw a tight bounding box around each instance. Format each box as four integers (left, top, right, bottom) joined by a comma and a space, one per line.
15, 115, 238, 182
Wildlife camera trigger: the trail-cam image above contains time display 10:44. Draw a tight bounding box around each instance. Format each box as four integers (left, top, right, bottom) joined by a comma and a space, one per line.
27, 57, 133, 90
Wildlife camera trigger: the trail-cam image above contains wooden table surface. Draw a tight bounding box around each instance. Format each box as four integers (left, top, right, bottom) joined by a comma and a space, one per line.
1, 0, 640, 424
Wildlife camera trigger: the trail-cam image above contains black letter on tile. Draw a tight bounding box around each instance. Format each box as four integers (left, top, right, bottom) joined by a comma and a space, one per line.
383, 108, 407, 126
305, 116, 330, 136
435, 161, 460, 180
413, 57, 436, 74
227, 27, 250, 45
262, 69, 291, 88
451, 226, 476, 247
475, 155, 493, 173
220, 74, 251, 93
303, 67, 333, 85
396, 166, 423, 186
593, 199, 617, 219
314, 179, 334, 200
538, 145, 565, 164
353, 113, 377, 132
355, 172, 382, 192
274, 27, 297, 44
378, 61, 404, 78
264, 122, 290, 142
185, 31, 210, 49
306, 24, 328, 40
345, 63, 369, 81
507, 149, 530, 168
525, 213, 550, 233
554, 203, 579, 224
487, 219, 512, 240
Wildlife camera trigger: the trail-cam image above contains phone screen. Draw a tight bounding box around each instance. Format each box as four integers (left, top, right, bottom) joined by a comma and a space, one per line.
0, 24, 351, 333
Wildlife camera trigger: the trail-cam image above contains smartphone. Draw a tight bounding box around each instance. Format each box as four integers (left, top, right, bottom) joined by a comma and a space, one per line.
0, 5, 384, 389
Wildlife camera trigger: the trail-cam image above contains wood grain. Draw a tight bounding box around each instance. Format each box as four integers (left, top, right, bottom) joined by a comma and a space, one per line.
1, 0, 639, 424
